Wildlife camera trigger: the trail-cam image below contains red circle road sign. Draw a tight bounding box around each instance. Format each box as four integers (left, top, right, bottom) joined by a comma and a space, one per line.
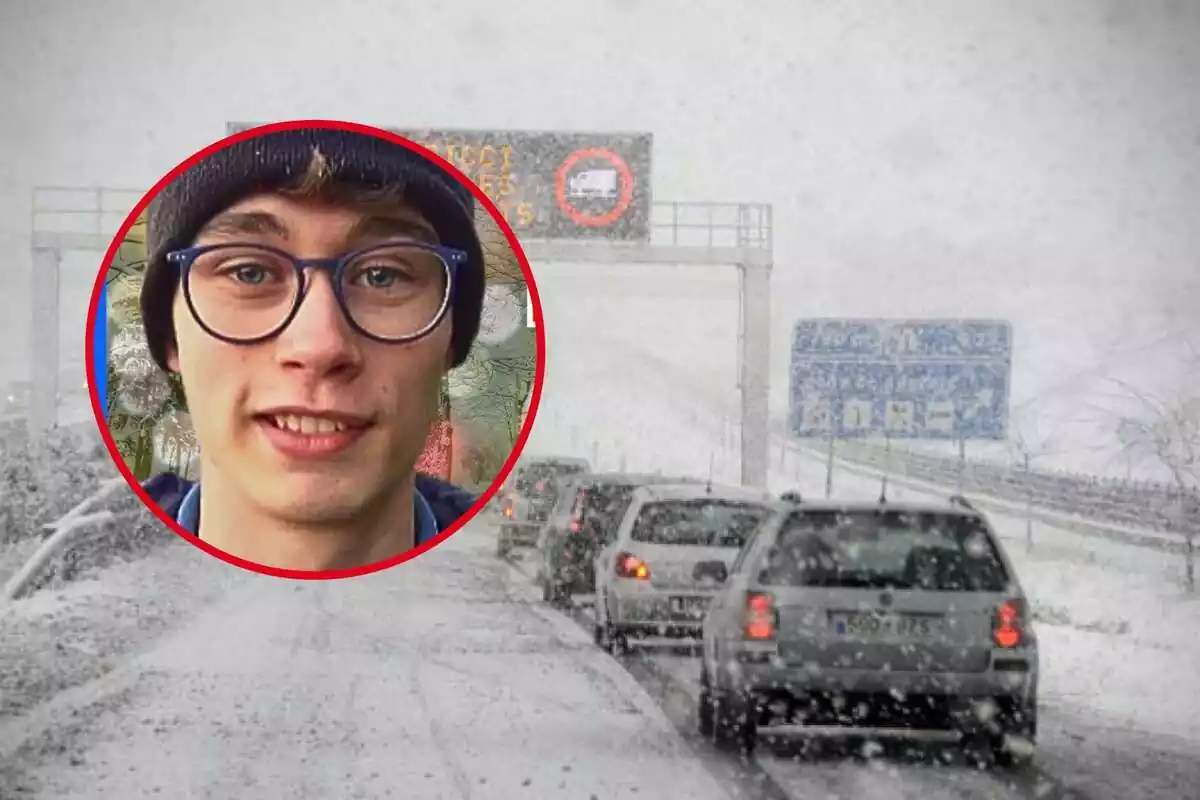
554, 147, 636, 228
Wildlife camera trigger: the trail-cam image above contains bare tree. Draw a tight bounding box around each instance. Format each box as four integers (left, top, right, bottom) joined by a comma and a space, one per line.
1006, 411, 1070, 552
1108, 378, 1199, 591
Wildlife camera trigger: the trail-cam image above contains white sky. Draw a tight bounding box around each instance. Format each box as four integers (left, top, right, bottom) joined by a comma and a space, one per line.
1, 0, 1196, 465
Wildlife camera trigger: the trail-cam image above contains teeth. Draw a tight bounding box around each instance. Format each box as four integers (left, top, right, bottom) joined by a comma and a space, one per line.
271, 415, 347, 434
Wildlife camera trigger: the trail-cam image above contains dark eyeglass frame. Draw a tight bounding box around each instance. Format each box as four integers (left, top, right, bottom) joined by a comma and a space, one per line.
166, 240, 467, 346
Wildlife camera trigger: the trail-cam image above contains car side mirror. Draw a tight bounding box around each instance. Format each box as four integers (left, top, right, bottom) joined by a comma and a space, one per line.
693, 560, 728, 585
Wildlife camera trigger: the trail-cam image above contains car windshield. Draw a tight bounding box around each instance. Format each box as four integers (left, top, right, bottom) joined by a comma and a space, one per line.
757, 509, 1010, 591
631, 499, 772, 548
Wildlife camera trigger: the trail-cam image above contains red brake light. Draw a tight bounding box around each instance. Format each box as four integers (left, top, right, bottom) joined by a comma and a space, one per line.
615, 552, 651, 580
536, 481, 546, 491
569, 491, 587, 534
744, 592, 777, 640
994, 600, 1024, 648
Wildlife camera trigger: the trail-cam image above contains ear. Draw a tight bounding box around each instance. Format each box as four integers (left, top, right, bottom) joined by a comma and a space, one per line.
165, 341, 181, 373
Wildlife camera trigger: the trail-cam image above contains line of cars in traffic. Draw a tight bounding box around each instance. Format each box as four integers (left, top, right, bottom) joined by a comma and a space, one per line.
493, 454, 1040, 767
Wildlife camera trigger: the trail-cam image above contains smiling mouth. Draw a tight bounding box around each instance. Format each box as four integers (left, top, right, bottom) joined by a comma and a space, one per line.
262, 414, 368, 435
255, 412, 373, 459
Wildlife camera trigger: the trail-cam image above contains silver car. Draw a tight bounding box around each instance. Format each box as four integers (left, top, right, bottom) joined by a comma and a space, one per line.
698, 495, 1038, 767
592, 482, 775, 652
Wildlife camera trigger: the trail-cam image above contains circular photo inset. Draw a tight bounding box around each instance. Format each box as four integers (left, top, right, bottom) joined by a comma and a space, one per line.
86, 120, 545, 578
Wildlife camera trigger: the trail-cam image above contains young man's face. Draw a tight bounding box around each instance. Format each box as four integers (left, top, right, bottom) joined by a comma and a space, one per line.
166, 192, 453, 525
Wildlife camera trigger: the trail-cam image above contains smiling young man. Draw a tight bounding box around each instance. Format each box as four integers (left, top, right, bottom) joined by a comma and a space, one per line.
136, 126, 486, 571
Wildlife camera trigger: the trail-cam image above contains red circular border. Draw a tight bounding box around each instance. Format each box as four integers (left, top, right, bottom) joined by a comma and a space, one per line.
554, 147, 635, 228
83, 118, 548, 581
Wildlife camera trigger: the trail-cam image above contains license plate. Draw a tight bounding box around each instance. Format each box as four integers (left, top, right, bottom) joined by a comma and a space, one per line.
831, 613, 942, 637
670, 597, 710, 616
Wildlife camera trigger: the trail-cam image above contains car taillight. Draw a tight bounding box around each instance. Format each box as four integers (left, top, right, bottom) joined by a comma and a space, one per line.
744, 592, 778, 640
502, 500, 514, 518
993, 599, 1025, 648
569, 491, 587, 533
615, 552, 651, 580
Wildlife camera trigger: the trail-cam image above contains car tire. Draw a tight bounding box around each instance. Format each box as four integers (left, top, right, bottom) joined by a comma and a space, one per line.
609, 625, 630, 656
992, 702, 1038, 769
543, 580, 563, 608
698, 668, 715, 737
712, 681, 757, 755
594, 599, 615, 653
496, 527, 512, 559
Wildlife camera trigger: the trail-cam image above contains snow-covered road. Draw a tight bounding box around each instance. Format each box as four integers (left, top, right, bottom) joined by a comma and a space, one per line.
0, 523, 749, 800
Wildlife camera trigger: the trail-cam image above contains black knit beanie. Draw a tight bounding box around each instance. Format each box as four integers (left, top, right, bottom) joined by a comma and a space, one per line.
140, 125, 485, 371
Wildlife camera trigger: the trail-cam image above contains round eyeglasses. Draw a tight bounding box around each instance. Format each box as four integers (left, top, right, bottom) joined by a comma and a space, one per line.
166, 241, 467, 345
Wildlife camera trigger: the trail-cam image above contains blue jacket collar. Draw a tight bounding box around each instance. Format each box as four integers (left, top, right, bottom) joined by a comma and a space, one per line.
175, 482, 440, 546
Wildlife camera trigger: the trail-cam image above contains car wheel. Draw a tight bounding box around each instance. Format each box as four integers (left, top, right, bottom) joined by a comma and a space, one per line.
992, 703, 1037, 769
712, 682, 757, 755
609, 624, 630, 655
594, 598, 614, 653
496, 527, 512, 559
698, 667, 715, 737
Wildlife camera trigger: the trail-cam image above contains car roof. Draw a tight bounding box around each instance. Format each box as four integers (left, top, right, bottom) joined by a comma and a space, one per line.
519, 456, 590, 468
773, 496, 985, 519
631, 482, 774, 503
575, 472, 702, 487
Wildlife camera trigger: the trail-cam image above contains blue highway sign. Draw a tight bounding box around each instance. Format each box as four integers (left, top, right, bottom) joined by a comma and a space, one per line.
789, 318, 1013, 440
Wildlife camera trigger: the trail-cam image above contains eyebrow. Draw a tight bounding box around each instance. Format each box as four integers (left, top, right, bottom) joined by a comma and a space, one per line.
196, 211, 291, 240
193, 211, 440, 246
347, 214, 440, 245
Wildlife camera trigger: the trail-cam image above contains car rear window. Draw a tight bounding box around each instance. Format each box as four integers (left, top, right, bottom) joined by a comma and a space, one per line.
631, 499, 772, 548
517, 463, 585, 495
757, 509, 1009, 591
580, 485, 639, 531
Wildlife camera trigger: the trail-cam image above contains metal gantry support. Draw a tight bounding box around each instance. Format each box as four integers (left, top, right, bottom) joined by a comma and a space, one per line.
523, 201, 774, 490
26, 187, 144, 434
29, 191, 776, 491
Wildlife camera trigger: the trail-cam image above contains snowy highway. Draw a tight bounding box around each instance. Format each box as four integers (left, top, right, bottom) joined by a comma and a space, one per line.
2, 268, 1198, 800
3, 269, 1198, 800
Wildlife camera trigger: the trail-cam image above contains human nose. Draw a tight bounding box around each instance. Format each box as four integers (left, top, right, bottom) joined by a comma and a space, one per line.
272, 269, 363, 380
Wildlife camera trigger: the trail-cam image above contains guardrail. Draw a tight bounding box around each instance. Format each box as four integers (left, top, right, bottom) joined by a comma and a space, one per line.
646, 201, 773, 251
778, 422, 1199, 536
599, 324, 1197, 541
